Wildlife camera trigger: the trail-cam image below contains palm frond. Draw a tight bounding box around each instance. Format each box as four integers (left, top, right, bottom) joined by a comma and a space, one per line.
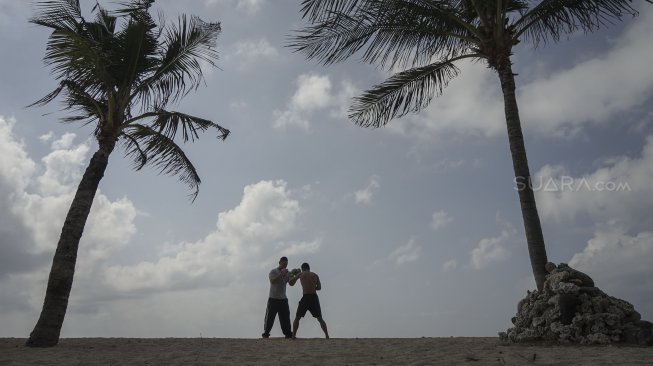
113, 10, 159, 93
35, 9, 114, 98
125, 110, 230, 142
113, 0, 155, 15
121, 123, 203, 200
514, 0, 649, 45
32, 1, 109, 89
27, 82, 66, 108
132, 15, 221, 109
60, 80, 107, 122
349, 54, 480, 127
42, 26, 96, 78
29, 0, 82, 32
28, 79, 105, 123
121, 131, 148, 169
360, 1, 478, 69
299, 0, 362, 22
93, 4, 117, 34
292, 1, 476, 69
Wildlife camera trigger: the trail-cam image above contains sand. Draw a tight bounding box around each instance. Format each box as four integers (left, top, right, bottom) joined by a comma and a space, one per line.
1, 337, 652, 365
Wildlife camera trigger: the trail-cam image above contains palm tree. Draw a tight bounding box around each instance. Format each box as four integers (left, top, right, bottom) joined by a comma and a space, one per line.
26, 0, 229, 347
289, 0, 650, 292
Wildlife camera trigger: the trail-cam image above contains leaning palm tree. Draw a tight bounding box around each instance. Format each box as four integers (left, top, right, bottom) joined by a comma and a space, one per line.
26, 0, 229, 347
290, 0, 650, 291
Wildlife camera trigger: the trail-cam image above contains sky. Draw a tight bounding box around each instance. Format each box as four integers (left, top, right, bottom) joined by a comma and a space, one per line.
1, 0, 652, 339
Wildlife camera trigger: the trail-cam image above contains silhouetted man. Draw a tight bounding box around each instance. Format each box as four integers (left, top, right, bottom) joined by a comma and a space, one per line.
289, 262, 329, 339
262, 256, 292, 339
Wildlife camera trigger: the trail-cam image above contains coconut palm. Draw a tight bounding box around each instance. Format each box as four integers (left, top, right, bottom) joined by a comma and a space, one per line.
290, 0, 650, 291
26, 0, 229, 347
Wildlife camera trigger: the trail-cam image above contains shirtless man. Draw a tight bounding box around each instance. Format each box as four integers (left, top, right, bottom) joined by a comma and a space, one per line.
289, 262, 329, 339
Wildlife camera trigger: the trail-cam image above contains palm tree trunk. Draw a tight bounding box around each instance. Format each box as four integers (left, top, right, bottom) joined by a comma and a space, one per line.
496, 59, 548, 291
26, 141, 115, 347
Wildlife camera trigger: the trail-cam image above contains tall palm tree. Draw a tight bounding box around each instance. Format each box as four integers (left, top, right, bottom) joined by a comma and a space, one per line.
26, 0, 229, 347
290, 0, 650, 292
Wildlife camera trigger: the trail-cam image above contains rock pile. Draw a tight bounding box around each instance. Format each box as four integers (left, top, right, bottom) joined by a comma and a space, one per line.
499, 262, 653, 345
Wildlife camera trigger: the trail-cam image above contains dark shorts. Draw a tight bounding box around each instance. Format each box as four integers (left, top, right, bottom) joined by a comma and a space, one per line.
296, 293, 322, 318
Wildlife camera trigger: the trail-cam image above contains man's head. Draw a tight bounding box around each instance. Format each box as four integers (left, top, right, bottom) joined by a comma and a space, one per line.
301, 262, 310, 271
279, 256, 288, 269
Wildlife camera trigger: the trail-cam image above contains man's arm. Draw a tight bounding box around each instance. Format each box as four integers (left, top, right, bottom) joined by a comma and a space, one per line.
289, 273, 300, 286
270, 269, 287, 284
315, 274, 321, 291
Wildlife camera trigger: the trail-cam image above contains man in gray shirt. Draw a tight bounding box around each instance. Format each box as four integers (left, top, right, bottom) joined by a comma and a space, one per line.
262, 256, 292, 338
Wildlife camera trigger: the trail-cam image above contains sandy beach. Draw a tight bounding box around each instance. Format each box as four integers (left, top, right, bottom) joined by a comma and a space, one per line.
1, 337, 652, 365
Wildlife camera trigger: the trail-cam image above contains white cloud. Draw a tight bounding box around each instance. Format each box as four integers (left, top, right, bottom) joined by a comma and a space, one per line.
235, 0, 265, 13
0, 117, 40, 280
36, 137, 89, 196
568, 225, 653, 313
291, 74, 332, 112
0, 116, 138, 316
0, 116, 36, 191
534, 135, 653, 229
104, 180, 307, 292
232, 39, 278, 64
570, 227, 653, 277
273, 109, 312, 131
9, 136, 135, 259
38, 131, 54, 143
204, 0, 265, 14
273, 74, 358, 132
229, 100, 248, 110
519, 6, 653, 136
216, 180, 299, 238
51, 132, 76, 150
0, 117, 137, 258
354, 175, 380, 205
80, 196, 137, 266
275, 239, 322, 257
329, 80, 358, 119
442, 259, 458, 272
388, 237, 422, 266
469, 228, 513, 270
431, 210, 453, 230
273, 74, 331, 131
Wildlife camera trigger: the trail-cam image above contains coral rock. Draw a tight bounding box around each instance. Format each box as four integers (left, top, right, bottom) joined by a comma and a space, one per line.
499, 263, 650, 345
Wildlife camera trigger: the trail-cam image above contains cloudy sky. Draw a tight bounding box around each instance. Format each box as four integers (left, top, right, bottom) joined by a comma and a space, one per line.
1, 0, 652, 338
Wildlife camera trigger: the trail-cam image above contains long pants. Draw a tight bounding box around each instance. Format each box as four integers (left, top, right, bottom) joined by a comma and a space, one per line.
263, 298, 292, 337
